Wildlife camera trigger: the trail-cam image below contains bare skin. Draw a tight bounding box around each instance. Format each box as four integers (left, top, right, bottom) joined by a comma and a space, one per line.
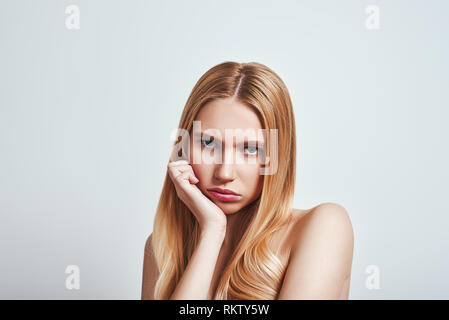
142, 205, 353, 299
141, 97, 354, 299
207, 208, 310, 299
208, 205, 353, 300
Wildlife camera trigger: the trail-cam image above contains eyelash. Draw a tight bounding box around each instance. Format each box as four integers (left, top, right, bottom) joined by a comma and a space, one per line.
200, 138, 261, 155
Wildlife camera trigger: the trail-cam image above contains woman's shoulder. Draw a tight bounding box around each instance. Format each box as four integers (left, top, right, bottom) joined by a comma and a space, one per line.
291, 202, 352, 230
289, 202, 354, 257
278, 203, 354, 299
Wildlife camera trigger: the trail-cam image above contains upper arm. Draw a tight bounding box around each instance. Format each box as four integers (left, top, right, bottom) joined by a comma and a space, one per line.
141, 233, 160, 300
277, 203, 354, 300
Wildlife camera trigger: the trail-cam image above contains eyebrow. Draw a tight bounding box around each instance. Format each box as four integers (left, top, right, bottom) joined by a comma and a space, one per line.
193, 131, 265, 146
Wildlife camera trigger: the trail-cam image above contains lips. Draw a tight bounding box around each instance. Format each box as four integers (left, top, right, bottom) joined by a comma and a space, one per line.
207, 187, 241, 202
207, 187, 240, 196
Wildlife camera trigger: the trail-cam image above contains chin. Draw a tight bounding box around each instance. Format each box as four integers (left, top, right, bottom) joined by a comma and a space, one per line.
216, 203, 243, 215
223, 210, 239, 215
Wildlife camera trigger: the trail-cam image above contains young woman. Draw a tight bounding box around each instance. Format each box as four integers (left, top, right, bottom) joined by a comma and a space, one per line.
141, 61, 354, 300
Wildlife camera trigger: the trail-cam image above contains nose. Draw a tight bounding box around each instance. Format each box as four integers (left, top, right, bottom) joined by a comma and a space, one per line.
213, 147, 236, 182
214, 163, 236, 182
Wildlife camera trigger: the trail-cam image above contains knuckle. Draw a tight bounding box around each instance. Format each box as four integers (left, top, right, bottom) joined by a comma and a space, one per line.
175, 173, 186, 181
167, 161, 177, 168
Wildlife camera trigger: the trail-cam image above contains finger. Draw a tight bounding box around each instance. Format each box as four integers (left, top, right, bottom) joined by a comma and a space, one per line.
173, 166, 200, 184
175, 171, 191, 182
168, 163, 188, 179
189, 173, 199, 184
168, 160, 189, 168
182, 171, 199, 184
174, 170, 199, 185
169, 164, 192, 173
168, 164, 191, 176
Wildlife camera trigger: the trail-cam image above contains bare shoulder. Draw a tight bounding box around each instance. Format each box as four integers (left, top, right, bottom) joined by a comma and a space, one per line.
290, 202, 354, 252
277, 203, 355, 299
145, 233, 154, 254
273, 203, 353, 254
293, 202, 352, 233
142, 232, 159, 300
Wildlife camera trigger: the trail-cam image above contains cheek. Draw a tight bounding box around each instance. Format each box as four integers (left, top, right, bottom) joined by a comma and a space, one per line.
241, 165, 263, 192
191, 164, 201, 177
191, 164, 212, 182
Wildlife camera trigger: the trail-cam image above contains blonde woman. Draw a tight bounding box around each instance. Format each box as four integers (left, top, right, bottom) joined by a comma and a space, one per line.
141, 61, 354, 300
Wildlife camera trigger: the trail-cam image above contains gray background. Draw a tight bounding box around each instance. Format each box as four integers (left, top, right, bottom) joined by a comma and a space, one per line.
1, 0, 448, 299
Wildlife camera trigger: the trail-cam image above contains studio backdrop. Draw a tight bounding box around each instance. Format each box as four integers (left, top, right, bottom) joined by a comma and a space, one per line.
1, 0, 448, 299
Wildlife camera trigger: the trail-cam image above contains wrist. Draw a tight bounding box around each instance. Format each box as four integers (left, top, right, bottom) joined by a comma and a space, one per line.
200, 225, 226, 242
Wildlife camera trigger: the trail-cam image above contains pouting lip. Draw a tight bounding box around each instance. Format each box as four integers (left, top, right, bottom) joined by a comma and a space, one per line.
207, 187, 240, 196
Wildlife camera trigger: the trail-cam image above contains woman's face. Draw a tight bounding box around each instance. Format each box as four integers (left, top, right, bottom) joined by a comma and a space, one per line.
188, 97, 265, 215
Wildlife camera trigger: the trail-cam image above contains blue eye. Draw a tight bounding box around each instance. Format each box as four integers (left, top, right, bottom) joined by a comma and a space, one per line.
201, 138, 262, 156
201, 138, 216, 148
244, 146, 259, 155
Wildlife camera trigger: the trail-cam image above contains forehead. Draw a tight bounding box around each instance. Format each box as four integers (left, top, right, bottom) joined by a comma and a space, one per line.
195, 98, 263, 132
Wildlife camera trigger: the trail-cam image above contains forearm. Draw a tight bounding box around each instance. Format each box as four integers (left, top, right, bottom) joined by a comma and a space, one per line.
169, 229, 225, 300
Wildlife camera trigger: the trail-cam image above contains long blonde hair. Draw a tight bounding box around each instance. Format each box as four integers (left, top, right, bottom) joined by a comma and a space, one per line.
152, 61, 296, 299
